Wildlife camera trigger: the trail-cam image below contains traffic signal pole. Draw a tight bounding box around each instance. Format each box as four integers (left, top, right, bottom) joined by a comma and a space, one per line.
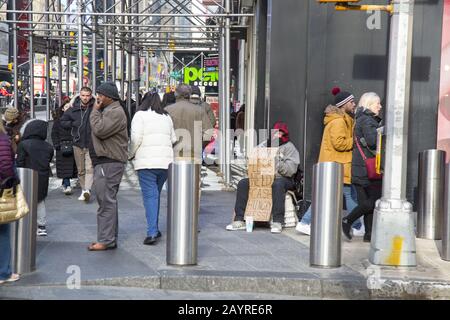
369, 0, 416, 266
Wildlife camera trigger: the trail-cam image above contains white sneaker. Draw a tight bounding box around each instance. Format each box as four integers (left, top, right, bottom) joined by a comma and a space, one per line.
37, 226, 47, 236
63, 186, 72, 195
270, 222, 283, 234
78, 192, 85, 201
226, 221, 246, 231
352, 226, 365, 237
83, 190, 91, 202
296, 222, 311, 235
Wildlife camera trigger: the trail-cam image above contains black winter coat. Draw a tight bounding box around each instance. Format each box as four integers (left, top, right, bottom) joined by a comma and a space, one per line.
16, 119, 54, 202
0, 133, 14, 181
351, 108, 382, 186
51, 119, 77, 179
60, 97, 95, 148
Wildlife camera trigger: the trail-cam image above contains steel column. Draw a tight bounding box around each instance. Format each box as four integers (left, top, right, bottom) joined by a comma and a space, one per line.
45, 0, 51, 119
369, 0, 417, 267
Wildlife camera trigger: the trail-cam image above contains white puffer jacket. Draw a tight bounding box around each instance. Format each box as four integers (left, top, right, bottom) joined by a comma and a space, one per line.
129, 110, 177, 170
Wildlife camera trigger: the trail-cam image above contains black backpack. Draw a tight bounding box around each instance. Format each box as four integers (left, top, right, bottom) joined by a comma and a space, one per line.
291, 164, 303, 200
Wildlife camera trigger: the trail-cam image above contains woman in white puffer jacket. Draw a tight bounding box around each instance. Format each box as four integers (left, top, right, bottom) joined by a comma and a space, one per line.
129, 92, 177, 246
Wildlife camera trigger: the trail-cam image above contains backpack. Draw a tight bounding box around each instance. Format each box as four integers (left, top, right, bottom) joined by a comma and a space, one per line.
291, 164, 303, 200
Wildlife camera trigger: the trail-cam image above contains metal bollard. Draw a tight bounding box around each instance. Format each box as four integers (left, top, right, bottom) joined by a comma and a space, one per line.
417, 149, 446, 240
443, 163, 450, 261
10, 168, 38, 274
310, 162, 343, 268
166, 159, 201, 265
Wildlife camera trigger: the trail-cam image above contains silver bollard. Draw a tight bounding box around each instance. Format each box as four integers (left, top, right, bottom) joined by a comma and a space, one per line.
10, 168, 38, 274
417, 149, 446, 240
310, 162, 343, 268
443, 163, 450, 261
167, 159, 201, 265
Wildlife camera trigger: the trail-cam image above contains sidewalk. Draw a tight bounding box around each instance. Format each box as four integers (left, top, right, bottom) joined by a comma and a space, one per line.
1, 165, 450, 300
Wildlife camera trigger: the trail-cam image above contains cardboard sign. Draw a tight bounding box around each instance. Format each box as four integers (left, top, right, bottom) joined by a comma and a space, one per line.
245, 148, 278, 222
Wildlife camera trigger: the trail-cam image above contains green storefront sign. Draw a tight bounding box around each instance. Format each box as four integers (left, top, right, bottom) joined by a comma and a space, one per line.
184, 67, 218, 87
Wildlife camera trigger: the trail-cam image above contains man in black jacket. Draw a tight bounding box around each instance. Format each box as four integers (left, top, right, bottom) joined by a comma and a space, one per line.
60, 87, 95, 202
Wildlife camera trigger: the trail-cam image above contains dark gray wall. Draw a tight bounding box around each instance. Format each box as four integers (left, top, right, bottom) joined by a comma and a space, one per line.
267, 0, 309, 167
254, 0, 444, 203
254, 0, 267, 136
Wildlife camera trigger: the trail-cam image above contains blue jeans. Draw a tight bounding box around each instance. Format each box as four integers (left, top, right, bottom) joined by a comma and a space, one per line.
0, 224, 12, 280
138, 169, 168, 237
62, 178, 70, 188
300, 185, 362, 229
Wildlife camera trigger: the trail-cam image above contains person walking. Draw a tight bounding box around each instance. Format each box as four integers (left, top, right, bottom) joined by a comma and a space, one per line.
129, 93, 177, 245
51, 104, 78, 195
0, 120, 20, 284
342, 92, 383, 242
16, 119, 54, 236
296, 88, 362, 235
165, 84, 213, 160
60, 87, 95, 202
88, 82, 128, 251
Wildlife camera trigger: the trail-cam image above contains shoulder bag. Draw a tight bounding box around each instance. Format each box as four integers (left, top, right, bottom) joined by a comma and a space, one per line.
0, 177, 30, 224
354, 137, 382, 180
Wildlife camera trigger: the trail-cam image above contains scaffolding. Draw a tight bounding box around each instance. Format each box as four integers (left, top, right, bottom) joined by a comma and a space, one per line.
0, 0, 253, 186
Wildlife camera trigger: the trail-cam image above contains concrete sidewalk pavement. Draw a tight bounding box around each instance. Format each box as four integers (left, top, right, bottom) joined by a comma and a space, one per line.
1, 166, 450, 300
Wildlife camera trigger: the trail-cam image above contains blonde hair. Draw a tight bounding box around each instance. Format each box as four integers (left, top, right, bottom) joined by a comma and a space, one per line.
357, 92, 380, 110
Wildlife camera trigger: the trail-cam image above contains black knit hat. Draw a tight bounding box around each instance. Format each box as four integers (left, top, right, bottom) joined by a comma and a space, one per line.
96, 82, 120, 101
332, 87, 354, 108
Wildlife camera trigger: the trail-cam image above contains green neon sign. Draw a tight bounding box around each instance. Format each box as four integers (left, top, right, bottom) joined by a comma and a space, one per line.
184, 67, 218, 86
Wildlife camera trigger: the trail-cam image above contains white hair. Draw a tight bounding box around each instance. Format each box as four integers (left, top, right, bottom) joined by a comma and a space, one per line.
357, 92, 380, 110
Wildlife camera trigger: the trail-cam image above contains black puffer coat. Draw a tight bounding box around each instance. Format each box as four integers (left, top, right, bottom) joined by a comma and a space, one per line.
16, 119, 54, 202
351, 108, 382, 186
51, 118, 77, 179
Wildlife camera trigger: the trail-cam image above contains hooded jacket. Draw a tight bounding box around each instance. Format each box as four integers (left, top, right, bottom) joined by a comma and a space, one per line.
318, 105, 354, 184
60, 96, 95, 148
351, 107, 382, 186
16, 119, 54, 202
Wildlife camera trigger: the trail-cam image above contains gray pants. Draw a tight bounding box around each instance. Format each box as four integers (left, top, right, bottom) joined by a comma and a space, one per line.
92, 162, 125, 245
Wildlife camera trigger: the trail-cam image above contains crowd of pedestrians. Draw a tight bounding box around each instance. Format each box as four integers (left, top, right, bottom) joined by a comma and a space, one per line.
0, 81, 384, 285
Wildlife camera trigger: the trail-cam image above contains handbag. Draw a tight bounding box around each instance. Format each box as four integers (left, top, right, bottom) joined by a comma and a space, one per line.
0, 177, 30, 224
354, 137, 382, 180
60, 140, 73, 157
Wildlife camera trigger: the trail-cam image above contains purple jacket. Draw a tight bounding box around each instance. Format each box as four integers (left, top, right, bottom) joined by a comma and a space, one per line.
0, 132, 15, 181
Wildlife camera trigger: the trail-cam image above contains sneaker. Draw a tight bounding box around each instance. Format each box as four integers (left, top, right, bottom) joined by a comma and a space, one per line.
352, 227, 365, 237
270, 222, 283, 234
78, 192, 85, 201
37, 226, 47, 236
225, 220, 246, 231
342, 219, 352, 241
63, 186, 72, 195
0, 273, 20, 285
295, 222, 311, 235
83, 190, 91, 202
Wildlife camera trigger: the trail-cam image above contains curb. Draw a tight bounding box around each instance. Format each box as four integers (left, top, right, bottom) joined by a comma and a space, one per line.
4, 271, 450, 300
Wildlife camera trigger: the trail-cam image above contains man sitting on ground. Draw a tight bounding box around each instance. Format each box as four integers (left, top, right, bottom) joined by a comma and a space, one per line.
226, 122, 300, 234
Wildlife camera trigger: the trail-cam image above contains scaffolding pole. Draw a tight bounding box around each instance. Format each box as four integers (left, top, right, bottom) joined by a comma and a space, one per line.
224, 0, 231, 186
77, 0, 83, 92
45, 0, 51, 119
12, 0, 18, 110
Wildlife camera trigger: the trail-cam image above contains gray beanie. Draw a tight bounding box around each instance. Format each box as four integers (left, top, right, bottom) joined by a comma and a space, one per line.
96, 82, 120, 101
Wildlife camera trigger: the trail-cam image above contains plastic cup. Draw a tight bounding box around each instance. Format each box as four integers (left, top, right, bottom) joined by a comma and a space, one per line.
246, 216, 254, 232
